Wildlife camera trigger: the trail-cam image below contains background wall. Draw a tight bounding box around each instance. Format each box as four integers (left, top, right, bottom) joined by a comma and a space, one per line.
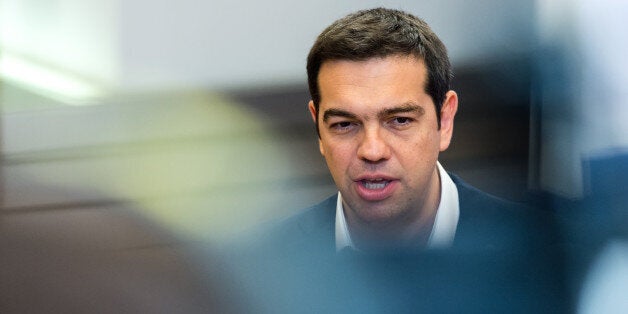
1, 0, 535, 92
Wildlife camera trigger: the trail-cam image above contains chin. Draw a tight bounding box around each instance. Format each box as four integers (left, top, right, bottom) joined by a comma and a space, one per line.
354, 206, 403, 227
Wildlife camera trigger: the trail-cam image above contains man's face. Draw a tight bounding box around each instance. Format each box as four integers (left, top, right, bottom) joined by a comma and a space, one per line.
309, 55, 457, 231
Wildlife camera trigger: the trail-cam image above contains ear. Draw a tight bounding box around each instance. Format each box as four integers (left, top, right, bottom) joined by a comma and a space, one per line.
439, 90, 458, 152
308, 100, 326, 156
308, 100, 317, 123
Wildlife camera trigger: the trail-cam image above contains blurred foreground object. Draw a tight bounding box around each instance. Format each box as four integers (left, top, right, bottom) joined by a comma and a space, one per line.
535, 1, 628, 312
0, 203, 238, 313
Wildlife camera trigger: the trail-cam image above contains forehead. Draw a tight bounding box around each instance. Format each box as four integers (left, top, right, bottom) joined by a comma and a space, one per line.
317, 55, 432, 114
319, 54, 426, 84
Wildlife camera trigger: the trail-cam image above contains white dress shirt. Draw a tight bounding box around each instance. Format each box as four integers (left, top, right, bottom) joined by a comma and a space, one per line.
335, 161, 460, 250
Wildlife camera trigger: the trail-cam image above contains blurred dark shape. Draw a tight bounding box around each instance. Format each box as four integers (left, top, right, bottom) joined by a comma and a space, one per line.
0, 186, 239, 313
545, 150, 628, 306
443, 56, 532, 202
582, 150, 628, 241
224, 232, 567, 313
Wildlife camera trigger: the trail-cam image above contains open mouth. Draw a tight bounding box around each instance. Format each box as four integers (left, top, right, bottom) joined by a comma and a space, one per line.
361, 179, 391, 190
354, 177, 396, 201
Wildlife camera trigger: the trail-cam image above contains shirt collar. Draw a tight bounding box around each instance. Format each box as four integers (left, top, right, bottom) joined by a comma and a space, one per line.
335, 161, 460, 251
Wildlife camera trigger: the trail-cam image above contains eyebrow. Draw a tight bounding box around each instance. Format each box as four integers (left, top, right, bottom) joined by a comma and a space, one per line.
378, 103, 425, 119
322, 103, 425, 123
323, 108, 358, 122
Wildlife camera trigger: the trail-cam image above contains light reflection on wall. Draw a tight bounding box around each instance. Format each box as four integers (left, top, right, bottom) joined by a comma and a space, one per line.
1, 88, 332, 241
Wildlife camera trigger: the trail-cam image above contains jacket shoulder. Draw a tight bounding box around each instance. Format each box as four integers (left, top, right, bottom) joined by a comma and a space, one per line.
450, 174, 551, 251
245, 195, 337, 254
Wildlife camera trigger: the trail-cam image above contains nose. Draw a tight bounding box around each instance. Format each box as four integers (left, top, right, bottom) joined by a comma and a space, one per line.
357, 126, 391, 163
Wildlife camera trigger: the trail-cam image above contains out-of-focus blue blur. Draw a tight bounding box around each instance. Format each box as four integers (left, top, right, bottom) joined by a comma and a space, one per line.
535, 1, 628, 313
1, 0, 626, 313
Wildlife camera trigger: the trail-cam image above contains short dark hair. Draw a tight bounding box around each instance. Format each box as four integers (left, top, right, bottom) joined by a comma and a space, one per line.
307, 8, 452, 130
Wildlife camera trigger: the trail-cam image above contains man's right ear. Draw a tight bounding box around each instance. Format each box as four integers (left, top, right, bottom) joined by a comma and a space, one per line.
308, 100, 324, 153
308, 100, 317, 123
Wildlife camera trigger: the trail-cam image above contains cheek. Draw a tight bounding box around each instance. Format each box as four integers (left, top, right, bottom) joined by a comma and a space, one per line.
322, 142, 353, 169
401, 133, 440, 164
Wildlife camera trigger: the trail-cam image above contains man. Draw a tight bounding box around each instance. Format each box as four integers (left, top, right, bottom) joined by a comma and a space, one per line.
273, 7, 538, 253
305, 7, 457, 252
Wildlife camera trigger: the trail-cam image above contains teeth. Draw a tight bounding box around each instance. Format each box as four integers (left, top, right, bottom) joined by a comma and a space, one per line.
363, 180, 388, 190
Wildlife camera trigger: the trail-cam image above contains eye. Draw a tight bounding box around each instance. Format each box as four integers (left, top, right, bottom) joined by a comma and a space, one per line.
393, 117, 411, 124
389, 116, 414, 127
329, 121, 356, 133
